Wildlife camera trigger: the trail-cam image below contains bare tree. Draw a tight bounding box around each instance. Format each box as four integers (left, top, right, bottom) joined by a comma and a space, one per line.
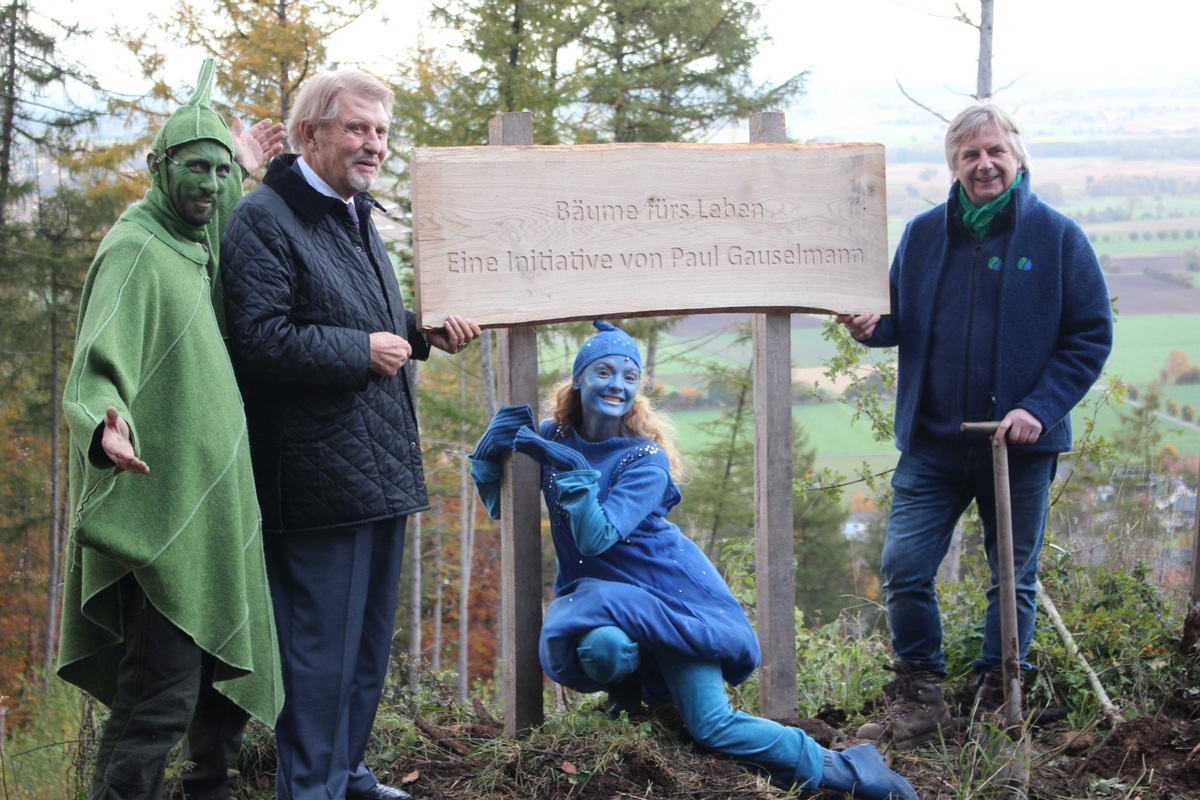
974, 0, 993, 99
408, 368, 424, 691
456, 369, 476, 703
894, 0, 997, 119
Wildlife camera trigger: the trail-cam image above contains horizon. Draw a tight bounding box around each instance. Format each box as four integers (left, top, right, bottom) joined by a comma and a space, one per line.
31, 0, 1200, 147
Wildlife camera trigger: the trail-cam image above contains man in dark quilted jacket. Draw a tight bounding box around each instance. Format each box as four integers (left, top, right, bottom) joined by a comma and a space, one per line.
220, 69, 480, 800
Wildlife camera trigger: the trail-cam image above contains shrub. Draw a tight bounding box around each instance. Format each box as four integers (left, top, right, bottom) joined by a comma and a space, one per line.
1034, 559, 1195, 723
0, 676, 86, 800
1176, 367, 1200, 385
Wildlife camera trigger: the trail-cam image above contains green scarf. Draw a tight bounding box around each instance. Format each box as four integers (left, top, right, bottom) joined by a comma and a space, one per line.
958, 170, 1024, 241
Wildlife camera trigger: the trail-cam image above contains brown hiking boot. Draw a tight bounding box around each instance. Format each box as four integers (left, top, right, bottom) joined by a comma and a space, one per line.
970, 666, 1031, 791
972, 666, 1008, 717
856, 662, 953, 750
970, 665, 1024, 737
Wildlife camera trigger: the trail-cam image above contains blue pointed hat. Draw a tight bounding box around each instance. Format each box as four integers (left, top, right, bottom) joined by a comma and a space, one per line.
573, 320, 642, 378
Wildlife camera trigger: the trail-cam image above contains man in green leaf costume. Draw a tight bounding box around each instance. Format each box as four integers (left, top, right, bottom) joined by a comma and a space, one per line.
58, 58, 285, 800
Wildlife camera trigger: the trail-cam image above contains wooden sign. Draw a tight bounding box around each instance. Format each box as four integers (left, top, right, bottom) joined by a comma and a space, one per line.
411, 142, 887, 328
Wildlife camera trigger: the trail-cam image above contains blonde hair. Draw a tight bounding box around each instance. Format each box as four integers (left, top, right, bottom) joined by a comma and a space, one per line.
548, 379, 685, 481
944, 100, 1030, 172
286, 70, 394, 156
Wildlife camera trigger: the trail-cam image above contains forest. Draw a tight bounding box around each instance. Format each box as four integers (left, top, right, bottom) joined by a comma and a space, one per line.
2, 0, 1199, 798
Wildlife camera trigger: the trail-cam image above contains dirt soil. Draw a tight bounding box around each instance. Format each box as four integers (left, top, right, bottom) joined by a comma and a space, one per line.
346, 695, 1200, 800
1053, 706, 1200, 799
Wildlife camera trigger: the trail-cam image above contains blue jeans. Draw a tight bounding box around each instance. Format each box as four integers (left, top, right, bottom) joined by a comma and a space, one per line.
577, 628, 824, 786
883, 440, 1057, 678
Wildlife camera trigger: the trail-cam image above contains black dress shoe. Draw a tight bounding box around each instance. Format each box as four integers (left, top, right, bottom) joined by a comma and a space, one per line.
348, 784, 412, 800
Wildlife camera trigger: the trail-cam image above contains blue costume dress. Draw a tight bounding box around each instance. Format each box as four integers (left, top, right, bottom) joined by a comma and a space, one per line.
471, 420, 824, 785
537, 421, 757, 694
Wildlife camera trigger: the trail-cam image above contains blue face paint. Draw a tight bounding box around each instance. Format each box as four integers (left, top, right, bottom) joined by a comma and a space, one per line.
578, 356, 640, 439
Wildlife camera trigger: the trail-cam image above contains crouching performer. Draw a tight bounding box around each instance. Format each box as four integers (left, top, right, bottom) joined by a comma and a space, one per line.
471, 320, 918, 799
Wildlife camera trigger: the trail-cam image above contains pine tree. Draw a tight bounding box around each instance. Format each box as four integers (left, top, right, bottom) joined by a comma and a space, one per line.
430, 0, 587, 144
0, 0, 97, 227
110, 0, 378, 153
573, 0, 804, 142
0, 4, 111, 700
419, 0, 805, 144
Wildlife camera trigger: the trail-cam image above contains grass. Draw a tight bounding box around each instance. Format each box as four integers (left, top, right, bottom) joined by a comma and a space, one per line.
8, 541, 1199, 799
1106, 314, 1200, 384
0, 677, 87, 800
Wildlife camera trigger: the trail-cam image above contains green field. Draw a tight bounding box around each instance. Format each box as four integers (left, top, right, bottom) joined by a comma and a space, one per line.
652, 312, 1200, 480
669, 401, 900, 487
1106, 314, 1200, 385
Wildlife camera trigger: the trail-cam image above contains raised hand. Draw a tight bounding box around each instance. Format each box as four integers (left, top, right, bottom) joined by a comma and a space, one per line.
230, 116, 285, 175
471, 404, 536, 462
513, 426, 590, 472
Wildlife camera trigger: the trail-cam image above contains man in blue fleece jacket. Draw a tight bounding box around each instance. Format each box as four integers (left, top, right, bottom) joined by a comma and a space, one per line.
838, 101, 1112, 750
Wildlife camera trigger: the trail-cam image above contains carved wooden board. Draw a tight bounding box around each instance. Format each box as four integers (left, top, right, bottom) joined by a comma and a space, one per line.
411, 142, 887, 328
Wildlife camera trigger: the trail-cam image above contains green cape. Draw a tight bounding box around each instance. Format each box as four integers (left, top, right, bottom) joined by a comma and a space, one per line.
58, 185, 282, 724
58, 59, 282, 723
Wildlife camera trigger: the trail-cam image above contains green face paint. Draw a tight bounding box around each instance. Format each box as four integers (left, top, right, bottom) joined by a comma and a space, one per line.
164, 140, 233, 226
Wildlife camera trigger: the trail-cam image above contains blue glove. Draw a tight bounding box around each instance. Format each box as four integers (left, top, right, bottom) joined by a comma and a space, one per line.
471, 404, 536, 462
513, 426, 590, 472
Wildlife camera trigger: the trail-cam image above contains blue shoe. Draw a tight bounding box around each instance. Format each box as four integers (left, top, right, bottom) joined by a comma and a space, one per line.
821, 744, 919, 800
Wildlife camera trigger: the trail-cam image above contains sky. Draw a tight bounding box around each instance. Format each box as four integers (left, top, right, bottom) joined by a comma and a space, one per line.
31, 0, 1200, 144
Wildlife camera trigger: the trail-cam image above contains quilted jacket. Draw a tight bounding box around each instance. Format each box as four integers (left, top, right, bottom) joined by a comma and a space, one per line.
220, 154, 432, 533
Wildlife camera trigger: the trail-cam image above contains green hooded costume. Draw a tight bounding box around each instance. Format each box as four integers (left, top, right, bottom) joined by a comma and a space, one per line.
58, 58, 283, 726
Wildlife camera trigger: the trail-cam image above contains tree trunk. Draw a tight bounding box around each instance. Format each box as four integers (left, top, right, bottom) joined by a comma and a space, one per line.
456, 370, 475, 703
644, 330, 657, 387
482, 330, 496, 417
407, 512, 423, 691
1183, 490, 1200, 652
276, 0, 292, 142
43, 267, 62, 686
407, 364, 423, 690
0, 2, 22, 227
480, 330, 500, 688
976, 0, 994, 99
431, 504, 444, 672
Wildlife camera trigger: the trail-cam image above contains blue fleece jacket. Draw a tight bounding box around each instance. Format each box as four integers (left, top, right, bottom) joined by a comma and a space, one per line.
863, 172, 1112, 454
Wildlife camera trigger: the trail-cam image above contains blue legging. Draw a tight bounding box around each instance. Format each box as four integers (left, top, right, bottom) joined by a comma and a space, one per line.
576, 627, 824, 786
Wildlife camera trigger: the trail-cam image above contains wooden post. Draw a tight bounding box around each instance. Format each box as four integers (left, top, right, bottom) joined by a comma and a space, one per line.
1183, 487, 1200, 652
490, 112, 544, 736
750, 111, 797, 720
